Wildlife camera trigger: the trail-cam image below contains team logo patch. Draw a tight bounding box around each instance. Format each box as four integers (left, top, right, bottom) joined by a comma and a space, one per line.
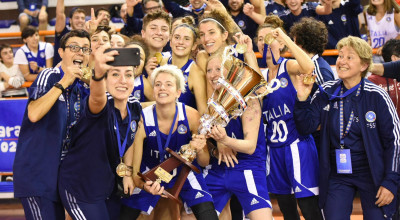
134, 90, 141, 99
365, 111, 376, 122
280, 77, 288, 88
74, 102, 79, 112
178, 124, 188, 134
130, 120, 137, 133
238, 20, 245, 28
341, 14, 347, 22
40, 52, 45, 58
387, 17, 391, 22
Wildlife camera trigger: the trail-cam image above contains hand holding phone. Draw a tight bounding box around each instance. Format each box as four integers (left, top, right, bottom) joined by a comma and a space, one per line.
104, 48, 141, 67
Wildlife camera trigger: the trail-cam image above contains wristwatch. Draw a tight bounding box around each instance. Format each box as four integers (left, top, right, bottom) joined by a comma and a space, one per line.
53, 82, 65, 93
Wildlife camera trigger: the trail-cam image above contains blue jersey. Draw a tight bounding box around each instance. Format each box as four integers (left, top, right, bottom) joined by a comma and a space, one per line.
13, 67, 86, 201
168, 58, 197, 110
317, 0, 362, 50
279, 2, 318, 33
141, 102, 193, 171
265, 0, 286, 16
59, 94, 141, 203
211, 114, 267, 171
21, 42, 48, 74
312, 54, 335, 95
133, 75, 145, 102
262, 59, 311, 148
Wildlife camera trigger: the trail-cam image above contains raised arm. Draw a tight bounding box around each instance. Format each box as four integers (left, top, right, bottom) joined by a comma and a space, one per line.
27, 67, 81, 122
272, 28, 314, 76
315, 0, 332, 15
189, 64, 207, 115
55, 0, 66, 33
243, 3, 267, 25
249, 0, 266, 15
89, 45, 118, 114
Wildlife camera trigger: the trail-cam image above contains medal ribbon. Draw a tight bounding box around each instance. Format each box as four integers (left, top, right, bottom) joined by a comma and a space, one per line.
339, 84, 361, 147
317, 81, 361, 101
261, 44, 283, 66
114, 104, 132, 158
153, 105, 179, 162
167, 57, 193, 72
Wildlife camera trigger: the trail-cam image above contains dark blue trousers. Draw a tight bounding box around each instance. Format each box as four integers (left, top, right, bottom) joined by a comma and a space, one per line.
323, 171, 388, 220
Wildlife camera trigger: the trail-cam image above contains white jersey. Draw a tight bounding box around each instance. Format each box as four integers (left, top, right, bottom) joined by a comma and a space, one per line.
366, 12, 400, 48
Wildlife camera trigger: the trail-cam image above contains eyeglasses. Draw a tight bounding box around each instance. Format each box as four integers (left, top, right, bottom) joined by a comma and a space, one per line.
66, 45, 92, 55
144, 6, 161, 12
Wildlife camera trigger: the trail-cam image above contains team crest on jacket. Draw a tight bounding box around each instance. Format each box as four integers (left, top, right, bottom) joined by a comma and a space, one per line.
134, 90, 141, 99
178, 124, 187, 134
131, 120, 137, 133
280, 78, 288, 88
365, 111, 376, 122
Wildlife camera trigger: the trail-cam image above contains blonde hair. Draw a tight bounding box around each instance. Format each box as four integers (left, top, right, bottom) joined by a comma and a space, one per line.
336, 36, 372, 77
150, 65, 186, 93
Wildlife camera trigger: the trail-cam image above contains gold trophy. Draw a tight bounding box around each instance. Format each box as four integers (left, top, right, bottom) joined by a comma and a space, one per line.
139, 46, 280, 204
137, 145, 200, 204
199, 46, 281, 134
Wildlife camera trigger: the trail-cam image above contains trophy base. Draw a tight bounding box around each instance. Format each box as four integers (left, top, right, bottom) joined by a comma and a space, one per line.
138, 148, 200, 204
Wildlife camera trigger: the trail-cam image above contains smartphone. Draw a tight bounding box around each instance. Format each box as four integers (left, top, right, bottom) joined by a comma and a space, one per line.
105, 48, 140, 67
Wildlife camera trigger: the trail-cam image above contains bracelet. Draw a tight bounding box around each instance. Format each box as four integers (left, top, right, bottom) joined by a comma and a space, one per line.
92, 70, 106, 81
53, 82, 66, 93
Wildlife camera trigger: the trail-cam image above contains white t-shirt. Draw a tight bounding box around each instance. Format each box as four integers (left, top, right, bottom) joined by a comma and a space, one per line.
0, 62, 27, 96
14, 42, 54, 65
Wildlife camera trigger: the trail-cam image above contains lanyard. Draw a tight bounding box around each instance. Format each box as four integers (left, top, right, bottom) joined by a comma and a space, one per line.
61, 67, 81, 155
114, 105, 132, 158
167, 57, 192, 72
339, 84, 361, 147
153, 105, 178, 162
317, 81, 361, 101
261, 43, 283, 66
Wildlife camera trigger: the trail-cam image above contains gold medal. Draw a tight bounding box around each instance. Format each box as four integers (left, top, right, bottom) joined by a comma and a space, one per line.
116, 158, 132, 177
264, 33, 275, 45
303, 75, 315, 85
236, 44, 247, 54
154, 52, 163, 64
81, 67, 92, 80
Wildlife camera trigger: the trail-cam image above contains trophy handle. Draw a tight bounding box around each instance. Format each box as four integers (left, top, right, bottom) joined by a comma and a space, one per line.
166, 148, 200, 174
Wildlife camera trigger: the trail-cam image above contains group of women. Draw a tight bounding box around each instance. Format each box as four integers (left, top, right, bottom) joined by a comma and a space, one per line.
53, 3, 400, 220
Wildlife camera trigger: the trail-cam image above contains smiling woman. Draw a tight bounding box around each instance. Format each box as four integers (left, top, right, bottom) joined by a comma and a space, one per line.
168, 23, 208, 114
57, 44, 156, 220
294, 36, 400, 220
120, 65, 218, 220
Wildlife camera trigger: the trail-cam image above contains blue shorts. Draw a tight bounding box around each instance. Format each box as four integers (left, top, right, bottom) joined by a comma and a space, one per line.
59, 184, 120, 220
204, 167, 271, 216
267, 137, 319, 198
122, 171, 213, 214
20, 196, 65, 220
